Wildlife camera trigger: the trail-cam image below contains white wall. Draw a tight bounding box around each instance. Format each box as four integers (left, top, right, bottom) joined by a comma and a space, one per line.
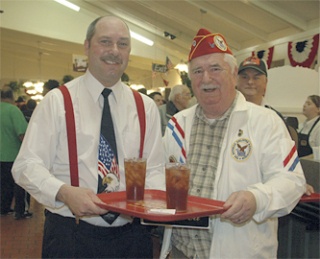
266, 66, 319, 123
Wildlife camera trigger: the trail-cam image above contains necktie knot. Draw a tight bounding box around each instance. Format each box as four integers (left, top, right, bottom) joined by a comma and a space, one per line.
102, 88, 112, 98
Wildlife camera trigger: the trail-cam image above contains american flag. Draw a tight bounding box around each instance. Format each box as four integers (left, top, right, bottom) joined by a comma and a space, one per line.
98, 135, 119, 179
166, 56, 174, 70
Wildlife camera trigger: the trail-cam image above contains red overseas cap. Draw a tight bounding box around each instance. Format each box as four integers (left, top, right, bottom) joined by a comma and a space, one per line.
188, 28, 233, 61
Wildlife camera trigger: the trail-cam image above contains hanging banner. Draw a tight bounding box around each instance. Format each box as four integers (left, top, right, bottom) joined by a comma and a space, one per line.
288, 34, 319, 68
152, 63, 168, 73
251, 46, 274, 69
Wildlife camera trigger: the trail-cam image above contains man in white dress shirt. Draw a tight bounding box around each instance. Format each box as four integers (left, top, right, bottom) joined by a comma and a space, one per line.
12, 16, 164, 258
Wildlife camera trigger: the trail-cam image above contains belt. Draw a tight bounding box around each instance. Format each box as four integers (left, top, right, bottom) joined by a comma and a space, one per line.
45, 210, 141, 237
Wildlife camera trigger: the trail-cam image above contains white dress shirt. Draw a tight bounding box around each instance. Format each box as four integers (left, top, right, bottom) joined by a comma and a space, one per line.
12, 70, 165, 227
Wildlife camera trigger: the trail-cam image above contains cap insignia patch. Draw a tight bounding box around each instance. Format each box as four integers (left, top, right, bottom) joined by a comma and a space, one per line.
214, 35, 228, 51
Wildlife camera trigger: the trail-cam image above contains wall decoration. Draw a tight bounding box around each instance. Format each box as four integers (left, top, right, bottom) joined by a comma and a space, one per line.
166, 56, 174, 70
251, 46, 274, 69
73, 54, 88, 72
288, 34, 319, 68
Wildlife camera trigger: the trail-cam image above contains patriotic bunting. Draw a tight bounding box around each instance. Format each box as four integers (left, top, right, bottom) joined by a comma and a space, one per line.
288, 34, 319, 68
251, 46, 274, 69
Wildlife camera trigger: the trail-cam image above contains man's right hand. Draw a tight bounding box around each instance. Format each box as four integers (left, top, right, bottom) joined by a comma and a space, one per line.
56, 184, 109, 217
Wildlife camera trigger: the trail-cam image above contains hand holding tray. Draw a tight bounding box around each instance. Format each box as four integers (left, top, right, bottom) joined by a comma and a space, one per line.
299, 192, 320, 203
97, 189, 226, 222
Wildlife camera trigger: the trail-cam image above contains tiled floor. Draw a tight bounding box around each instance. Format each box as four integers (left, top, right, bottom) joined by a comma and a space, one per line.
0, 198, 161, 259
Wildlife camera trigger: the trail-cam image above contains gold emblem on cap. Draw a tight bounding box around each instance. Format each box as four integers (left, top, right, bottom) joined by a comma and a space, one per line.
214, 35, 228, 52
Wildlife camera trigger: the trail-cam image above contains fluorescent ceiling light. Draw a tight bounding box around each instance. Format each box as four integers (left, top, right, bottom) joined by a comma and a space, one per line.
54, 0, 80, 12
130, 31, 154, 46
175, 62, 188, 73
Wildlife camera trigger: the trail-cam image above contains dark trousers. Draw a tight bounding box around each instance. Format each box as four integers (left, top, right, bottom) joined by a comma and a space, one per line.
14, 183, 29, 214
42, 210, 153, 258
0, 162, 14, 214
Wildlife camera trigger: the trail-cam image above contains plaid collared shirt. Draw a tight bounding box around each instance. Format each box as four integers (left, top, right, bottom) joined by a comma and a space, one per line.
172, 94, 238, 259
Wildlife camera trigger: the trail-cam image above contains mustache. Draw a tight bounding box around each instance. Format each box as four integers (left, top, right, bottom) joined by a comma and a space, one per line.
100, 55, 122, 64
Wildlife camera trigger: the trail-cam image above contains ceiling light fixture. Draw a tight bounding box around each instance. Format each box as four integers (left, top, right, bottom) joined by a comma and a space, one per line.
54, 0, 80, 12
175, 61, 188, 73
130, 31, 154, 46
164, 31, 176, 40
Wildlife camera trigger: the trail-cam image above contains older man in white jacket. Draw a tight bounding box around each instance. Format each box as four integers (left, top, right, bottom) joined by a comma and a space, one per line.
162, 28, 306, 258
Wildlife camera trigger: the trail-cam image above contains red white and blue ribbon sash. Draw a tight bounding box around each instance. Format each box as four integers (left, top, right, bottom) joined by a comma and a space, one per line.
167, 116, 187, 163
283, 145, 299, 172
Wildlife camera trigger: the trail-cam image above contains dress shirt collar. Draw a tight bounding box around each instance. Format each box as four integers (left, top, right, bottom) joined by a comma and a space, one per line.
83, 69, 124, 104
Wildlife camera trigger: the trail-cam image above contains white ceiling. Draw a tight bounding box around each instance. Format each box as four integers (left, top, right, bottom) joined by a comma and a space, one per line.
1, 0, 319, 72
75, 0, 320, 55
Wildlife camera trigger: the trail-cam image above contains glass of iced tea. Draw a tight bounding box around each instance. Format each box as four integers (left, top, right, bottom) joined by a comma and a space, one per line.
124, 158, 147, 202
165, 162, 190, 212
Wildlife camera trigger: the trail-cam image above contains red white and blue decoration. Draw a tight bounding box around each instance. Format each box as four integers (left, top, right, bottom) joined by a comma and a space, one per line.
288, 34, 319, 68
98, 135, 120, 193
251, 46, 274, 69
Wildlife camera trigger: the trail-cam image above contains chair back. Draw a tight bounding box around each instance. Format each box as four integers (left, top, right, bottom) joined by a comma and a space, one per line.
288, 125, 299, 149
285, 116, 299, 130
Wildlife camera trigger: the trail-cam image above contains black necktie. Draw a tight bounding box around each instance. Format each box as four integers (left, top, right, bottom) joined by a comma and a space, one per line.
99, 88, 120, 224
101, 89, 118, 161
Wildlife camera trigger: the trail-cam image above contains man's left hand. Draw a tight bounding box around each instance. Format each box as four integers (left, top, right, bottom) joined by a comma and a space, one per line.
220, 190, 256, 224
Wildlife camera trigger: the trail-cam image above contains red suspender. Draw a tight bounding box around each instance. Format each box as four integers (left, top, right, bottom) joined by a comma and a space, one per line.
59, 86, 146, 186
59, 85, 79, 187
132, 89, 146, 158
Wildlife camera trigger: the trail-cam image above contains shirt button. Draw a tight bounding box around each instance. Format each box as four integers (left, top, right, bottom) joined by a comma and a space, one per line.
202, 167, 206, 171
197, 189, 201, 193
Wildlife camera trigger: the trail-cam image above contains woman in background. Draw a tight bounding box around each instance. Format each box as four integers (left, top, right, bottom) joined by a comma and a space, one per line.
298, 95, 320, 157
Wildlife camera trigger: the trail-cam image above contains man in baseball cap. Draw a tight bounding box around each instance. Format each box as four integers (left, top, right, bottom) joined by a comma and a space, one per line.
162, 28, 305, 259
237, 55, 268, 105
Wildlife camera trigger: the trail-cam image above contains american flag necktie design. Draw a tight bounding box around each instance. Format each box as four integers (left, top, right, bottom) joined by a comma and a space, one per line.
98, 135, 120, 193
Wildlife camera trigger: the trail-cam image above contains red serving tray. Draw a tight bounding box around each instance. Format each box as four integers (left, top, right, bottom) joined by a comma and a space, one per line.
97, 189, 226, 222
300, 193, 320, 203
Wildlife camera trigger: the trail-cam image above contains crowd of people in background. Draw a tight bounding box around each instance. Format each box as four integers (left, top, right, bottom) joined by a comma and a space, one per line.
0, 75, 74, 220
0, 87, 32, 220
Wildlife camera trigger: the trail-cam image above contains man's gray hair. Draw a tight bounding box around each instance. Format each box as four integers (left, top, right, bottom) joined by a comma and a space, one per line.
187, 53, 238, 76
168, 84, 188, 102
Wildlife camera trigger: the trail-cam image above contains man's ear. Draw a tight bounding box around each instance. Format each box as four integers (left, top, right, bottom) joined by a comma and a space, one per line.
263, 77, 268, 96
84, 40, 89, 56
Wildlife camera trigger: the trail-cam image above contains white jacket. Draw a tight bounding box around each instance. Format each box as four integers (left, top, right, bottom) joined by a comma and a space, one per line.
163, 92, 306, 258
